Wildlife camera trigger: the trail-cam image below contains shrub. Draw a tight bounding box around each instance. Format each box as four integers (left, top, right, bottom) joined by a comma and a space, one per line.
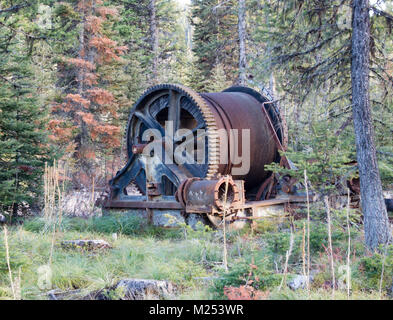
0, 230, 29, 276
212, 256, 281, 299
354, 245, 393, 292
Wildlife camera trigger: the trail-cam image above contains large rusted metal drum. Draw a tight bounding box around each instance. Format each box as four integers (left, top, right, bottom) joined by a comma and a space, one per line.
121, 84, 283, 195
103, 83, 285, 229
200, 88, 280, 188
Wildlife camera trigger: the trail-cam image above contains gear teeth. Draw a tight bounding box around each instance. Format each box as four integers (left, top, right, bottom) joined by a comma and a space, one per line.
125, 83, 221, 180
172, 84, 221, 180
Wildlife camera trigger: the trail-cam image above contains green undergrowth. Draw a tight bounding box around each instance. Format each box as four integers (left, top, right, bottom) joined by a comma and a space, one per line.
0, 225, 219, 299
23, 212, 182, 240
1, 210, 392, 300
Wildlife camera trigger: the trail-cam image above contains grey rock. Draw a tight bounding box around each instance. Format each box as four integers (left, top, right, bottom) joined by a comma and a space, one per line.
186, 213, 209, 230
287, 274, 314, 290
0, 213, 5, 223
117, 279, 175, 300
153, 210, 185, 227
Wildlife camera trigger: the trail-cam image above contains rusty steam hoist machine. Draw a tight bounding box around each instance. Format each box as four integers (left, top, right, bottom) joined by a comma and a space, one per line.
99, 84, 307, 228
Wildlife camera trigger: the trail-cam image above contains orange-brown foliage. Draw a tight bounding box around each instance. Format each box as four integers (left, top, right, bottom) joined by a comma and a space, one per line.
89, 36, 127, 63
65, 57, 95, 71
52, 102, 74, 113
87, 88, 114, 105
94, 124, 121, 147
77, 0, 94, 11
48, 119, 64, 129
101, 135, 120, 148
95, 124, 120, 135
65, 142, 77, 154
96, 6, 118, 19
83, 72, 99, 86
51, 0, 124, 165
66, 94, 91, 108
47, 119, 75, 142
223, 286, 270, 300
76, 111, 98, 126
84, 149, 96, 159
86, 15, 104, 34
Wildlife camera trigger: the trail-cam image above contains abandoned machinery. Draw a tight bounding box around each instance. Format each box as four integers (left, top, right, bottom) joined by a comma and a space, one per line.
99, 84, 309, 228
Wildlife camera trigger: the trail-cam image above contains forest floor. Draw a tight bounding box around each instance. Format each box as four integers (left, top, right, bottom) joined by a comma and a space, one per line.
0, 210, 392, 300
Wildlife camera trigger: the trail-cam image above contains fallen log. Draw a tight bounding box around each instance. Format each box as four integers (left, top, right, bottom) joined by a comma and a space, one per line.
60, 239, 112, 250
85, 279, 176, 300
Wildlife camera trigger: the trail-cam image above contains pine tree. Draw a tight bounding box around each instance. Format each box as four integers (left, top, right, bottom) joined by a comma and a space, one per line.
114, 0, 188, 88
351, 0, 390, 249
0, 2, 53, 220
191, 0, 239, 90
49, 0, 127, 184
255, 0, 393, 249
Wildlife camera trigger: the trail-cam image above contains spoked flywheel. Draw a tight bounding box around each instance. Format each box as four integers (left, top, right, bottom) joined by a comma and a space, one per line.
124, 84, 220, 194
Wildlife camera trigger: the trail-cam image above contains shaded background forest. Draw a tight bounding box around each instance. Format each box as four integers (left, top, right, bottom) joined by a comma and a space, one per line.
1, 0, 392, 219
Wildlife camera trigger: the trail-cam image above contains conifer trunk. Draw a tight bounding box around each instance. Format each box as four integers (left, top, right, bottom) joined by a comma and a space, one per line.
351, 0, 390, 250
238, 0, 247, 86
149, 0, 159, 83
76, 1, 92, 175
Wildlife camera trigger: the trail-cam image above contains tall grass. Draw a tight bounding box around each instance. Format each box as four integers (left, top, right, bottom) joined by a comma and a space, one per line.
43, 160, 66, 224
302, 222, 307, 283
3, 226, 16, 299
278, 223, 294, 291
304, 170, 311, 298
346, 188, 351, 299
324, 195, 335, 299
3, 210, 392, 300
43, 160, 68, 268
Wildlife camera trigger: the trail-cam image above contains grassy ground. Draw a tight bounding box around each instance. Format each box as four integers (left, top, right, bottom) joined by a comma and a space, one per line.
0, 211, 392, 300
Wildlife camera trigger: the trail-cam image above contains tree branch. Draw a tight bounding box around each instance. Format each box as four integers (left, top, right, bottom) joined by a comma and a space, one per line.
0, 20, 46, 40
377, 150, 393, 158
0, 75, 21, 88
335, 114, 353, 136
0, 3, 31, 14
370, 6, 393, 22
273, 30, 345, 64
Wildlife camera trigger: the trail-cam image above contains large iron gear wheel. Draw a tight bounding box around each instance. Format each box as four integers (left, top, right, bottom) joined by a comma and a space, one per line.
125, 83, 221, 187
